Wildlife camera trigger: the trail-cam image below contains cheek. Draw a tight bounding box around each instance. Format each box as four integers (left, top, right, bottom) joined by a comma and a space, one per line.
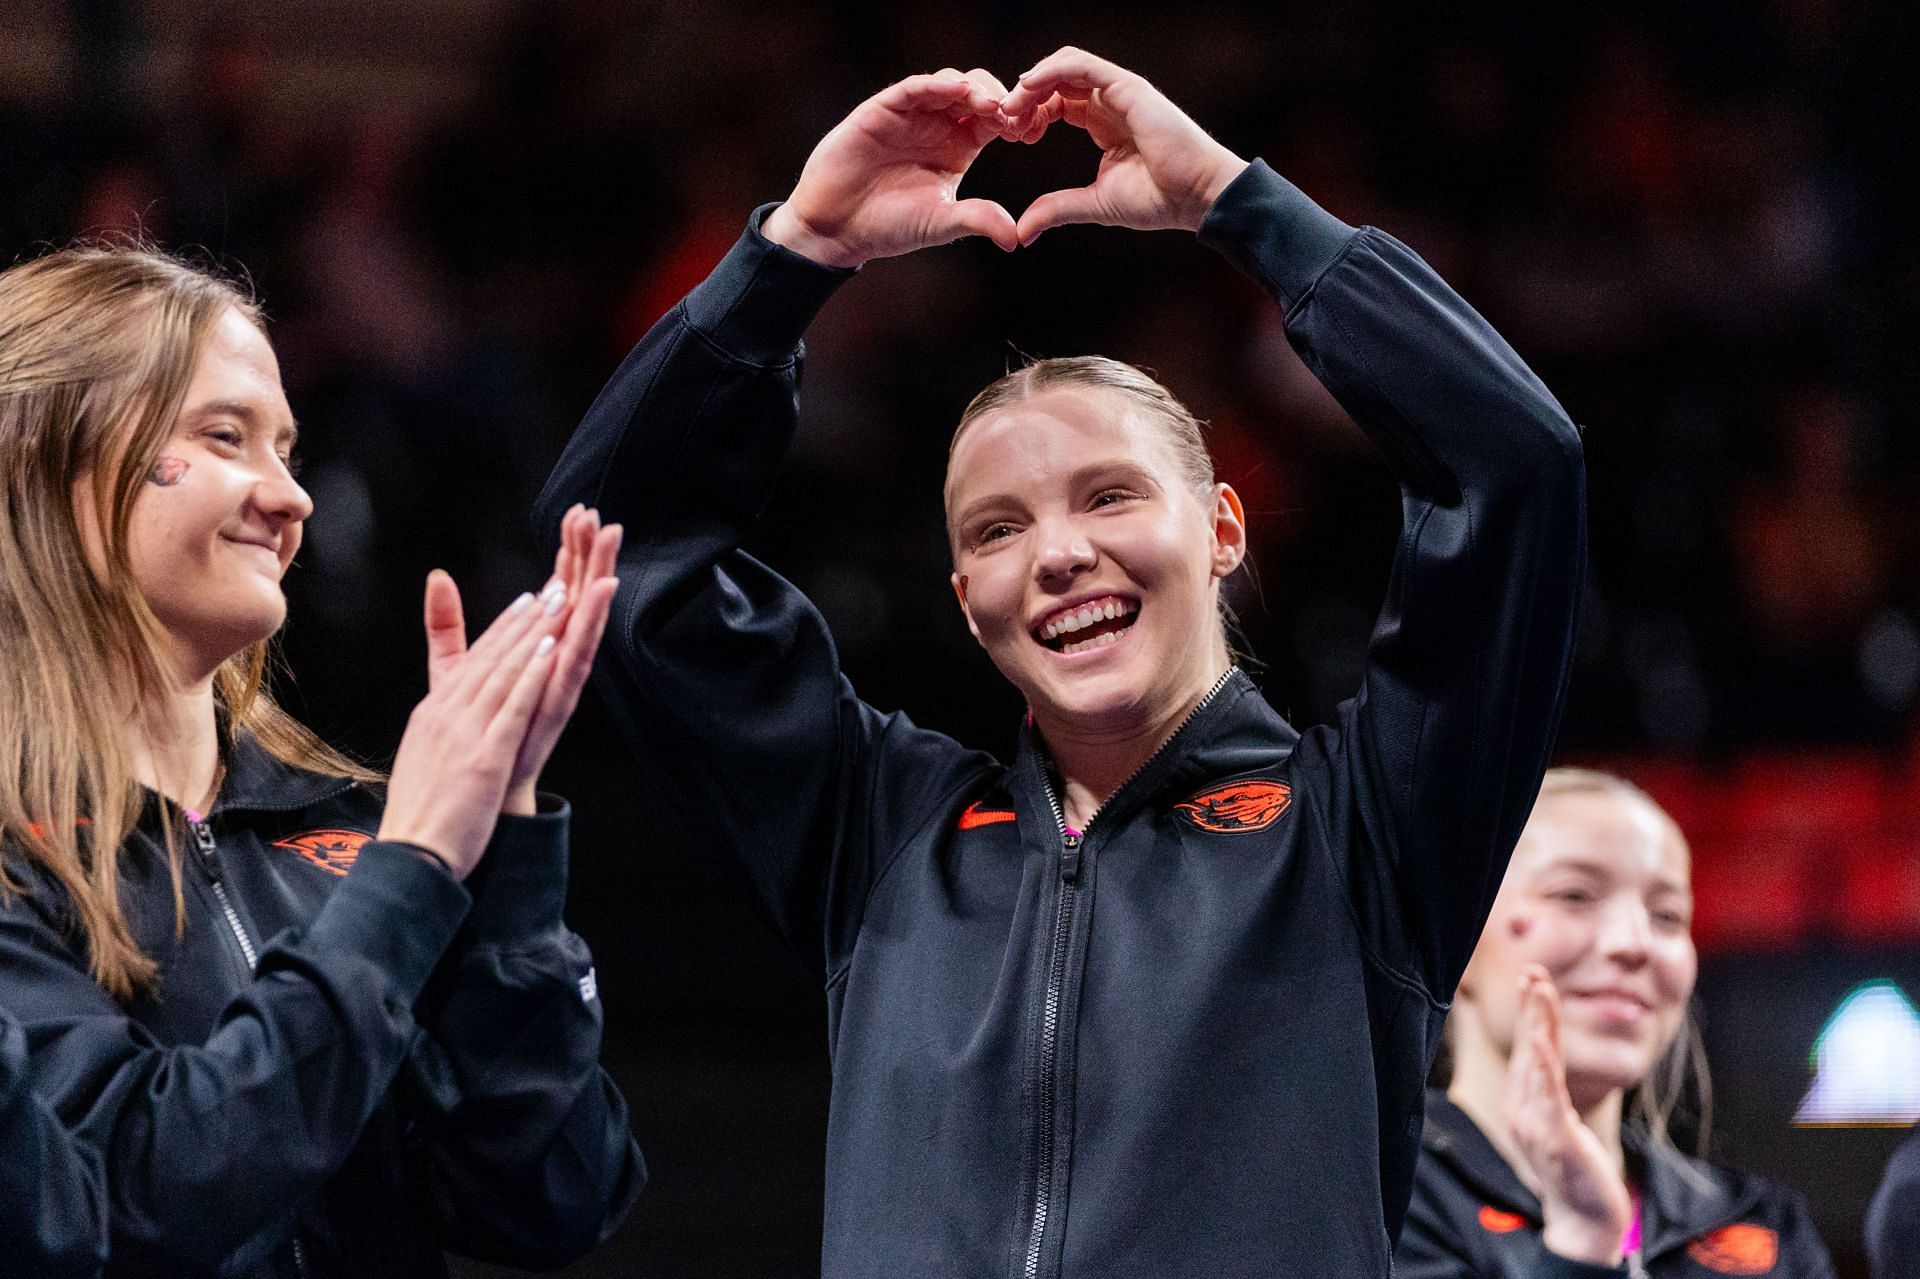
1501, 905, 1594, 975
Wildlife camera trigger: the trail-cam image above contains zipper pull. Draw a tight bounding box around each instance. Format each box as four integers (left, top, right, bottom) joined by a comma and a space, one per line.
185, 811, 221, 882
1060, 832, 1082, 883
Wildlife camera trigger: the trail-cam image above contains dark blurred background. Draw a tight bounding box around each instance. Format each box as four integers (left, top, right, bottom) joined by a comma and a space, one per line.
4, 0, 1918, 1274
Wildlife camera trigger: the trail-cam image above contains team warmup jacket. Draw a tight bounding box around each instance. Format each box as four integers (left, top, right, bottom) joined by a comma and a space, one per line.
537, 159, 1586, 1278
1, 1010, 106, 1276
1400, 1092, 1836, 1279
0, 733, 644, 1278
1868, 1129, 1920, 1279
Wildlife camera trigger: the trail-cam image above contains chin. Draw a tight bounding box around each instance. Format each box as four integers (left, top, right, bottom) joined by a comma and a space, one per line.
1561, 1035, 1661, 1099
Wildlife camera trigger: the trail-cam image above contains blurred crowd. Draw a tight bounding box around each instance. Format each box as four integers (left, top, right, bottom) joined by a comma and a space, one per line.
3, 0, 1917, 765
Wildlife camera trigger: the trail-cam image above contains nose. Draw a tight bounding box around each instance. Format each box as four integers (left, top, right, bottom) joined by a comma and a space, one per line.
1032, 514, 1095, 587
1596, 898, 1652, 968
255, 460, 313, 525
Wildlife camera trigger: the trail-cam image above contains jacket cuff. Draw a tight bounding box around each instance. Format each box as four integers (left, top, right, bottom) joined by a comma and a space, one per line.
1196, 158, 1358, 311
681, 204, 857, 365
461, 797, 571, 941
305, 841, 471, 1005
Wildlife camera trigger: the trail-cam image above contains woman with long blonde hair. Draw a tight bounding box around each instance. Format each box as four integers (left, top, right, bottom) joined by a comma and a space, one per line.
1399, 769, 1835, 1278
0, 245, 642, 1277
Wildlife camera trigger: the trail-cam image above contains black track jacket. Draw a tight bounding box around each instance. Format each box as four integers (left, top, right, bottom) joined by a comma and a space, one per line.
0, 1010, 106, 1276
0, 735, 644, 1278
1400, 1093, 1836, 1279
537, 159, 1587, 1278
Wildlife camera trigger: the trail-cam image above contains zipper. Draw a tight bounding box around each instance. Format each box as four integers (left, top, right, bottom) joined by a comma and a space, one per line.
1627, 1248, 1647, 1279
187, 815, 259, 972
1018, 667, 1237, 1278
190, 813, 310, 1277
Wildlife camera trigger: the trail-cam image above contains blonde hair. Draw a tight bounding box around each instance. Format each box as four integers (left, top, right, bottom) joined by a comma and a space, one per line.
1530, 767, 1714, 1159
949, 356, 1216, 496
0, 244, 375, 1000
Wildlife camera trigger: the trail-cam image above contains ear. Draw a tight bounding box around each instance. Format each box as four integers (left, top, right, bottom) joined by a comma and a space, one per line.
950, 571, 985, 645
1208, 483, 1247, 579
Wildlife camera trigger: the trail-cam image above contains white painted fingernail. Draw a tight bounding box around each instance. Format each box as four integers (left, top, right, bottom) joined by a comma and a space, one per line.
541, 584, 566, 615
534, 635, 556, 657
509, 592, 534, 615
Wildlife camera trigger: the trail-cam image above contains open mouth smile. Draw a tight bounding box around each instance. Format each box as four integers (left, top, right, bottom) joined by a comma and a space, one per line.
1032, 595, 1140, 656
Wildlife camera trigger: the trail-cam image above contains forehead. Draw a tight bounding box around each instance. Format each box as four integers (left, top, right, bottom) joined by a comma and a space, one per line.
179, 305, 291, 428
945, 388, 1188, 508
1514, 789, 1691, 887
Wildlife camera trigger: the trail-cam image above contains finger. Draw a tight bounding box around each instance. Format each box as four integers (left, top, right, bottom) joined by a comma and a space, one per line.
485, 630, 561, 748
1016, 185, 1106, 246
452, 577, 555, 699
472, 583, 567, 719
1009, 92, 1068, 143
1002, 46, 1130, 116
934, 198, 1019, 252
510, 573, 620, 785
422, 570, 467, 692
551, 503, 583, 594
881, 71, 999, 123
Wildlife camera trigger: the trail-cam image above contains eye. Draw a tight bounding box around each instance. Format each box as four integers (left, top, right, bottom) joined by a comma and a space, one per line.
1547, 887, 1597, 907
1089, 488, 1137, 509
202, 425, 244, 449
281, 452, 304, 478
1652, 905, 1692, 930
976, 522, 1017, 546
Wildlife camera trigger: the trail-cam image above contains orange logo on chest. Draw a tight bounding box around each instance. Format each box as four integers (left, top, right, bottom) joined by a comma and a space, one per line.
957, 802, 1017, 831
272, 828, 372, 876
1175, 780, 1292, 833
1477, 1205, 1527, 1234
1686, 1224, 1778, 1274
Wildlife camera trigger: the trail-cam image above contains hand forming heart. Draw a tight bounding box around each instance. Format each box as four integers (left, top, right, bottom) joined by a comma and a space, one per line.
761, 48, 1250, 269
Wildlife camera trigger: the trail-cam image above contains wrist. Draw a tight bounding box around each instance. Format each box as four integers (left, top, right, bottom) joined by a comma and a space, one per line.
1541, 1213, 1625, 1266
763, 203, 864, 269
503, 779, 538, 817
1189, 151, 1251, 231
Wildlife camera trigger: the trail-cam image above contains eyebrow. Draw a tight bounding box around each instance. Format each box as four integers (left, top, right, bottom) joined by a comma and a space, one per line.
950, 459, 1158, 532
184, 400, 300, 449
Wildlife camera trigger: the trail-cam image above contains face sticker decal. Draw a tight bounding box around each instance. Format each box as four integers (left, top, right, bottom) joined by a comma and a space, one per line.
146, 455, 189, 487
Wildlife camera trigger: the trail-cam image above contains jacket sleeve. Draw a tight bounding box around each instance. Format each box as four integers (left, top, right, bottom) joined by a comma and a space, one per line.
0, 842, 470, 1272
534, 208, 995, 975
1869, 1129, 1920, 1279
1199, 160, 1587, 998
0, 1011, 107, 1277
400, 799, 645, 1268
1397, 1194, 1627, 1279
1770, 1184, 1839, 1279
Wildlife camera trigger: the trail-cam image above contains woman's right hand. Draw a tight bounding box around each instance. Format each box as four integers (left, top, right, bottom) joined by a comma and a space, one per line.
376, 575, 566, 880
1504, 966, 1636, 1266
761, 69, 1019, 268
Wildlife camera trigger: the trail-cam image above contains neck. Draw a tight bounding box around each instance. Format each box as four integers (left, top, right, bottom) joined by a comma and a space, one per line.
1035, 662, 1230, 830
1448, 1027, 1629, 1193
131, 667, 222, 815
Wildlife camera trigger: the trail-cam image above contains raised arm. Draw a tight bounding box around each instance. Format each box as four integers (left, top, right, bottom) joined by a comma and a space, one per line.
534, 72, 1011, 972
1005, 48, 1586, 996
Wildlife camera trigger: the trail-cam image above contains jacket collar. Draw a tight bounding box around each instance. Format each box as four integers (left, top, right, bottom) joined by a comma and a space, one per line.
1011, 669, 1299, 835
1421, 1090, 1764, 1259
211, 732, 359, 816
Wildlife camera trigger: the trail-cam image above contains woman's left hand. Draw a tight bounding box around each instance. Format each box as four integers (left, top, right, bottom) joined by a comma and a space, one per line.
1504, 966, 1635, 1266
423, 504, 622, 815
998, 47, 1249, 243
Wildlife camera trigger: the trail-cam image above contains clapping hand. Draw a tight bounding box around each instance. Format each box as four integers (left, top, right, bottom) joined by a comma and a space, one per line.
1504, 966, 1636, 1266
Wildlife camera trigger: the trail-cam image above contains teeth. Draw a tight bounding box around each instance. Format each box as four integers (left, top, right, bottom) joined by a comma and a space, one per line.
1037, 597, 1138, 643
1061, 628, 1126, 656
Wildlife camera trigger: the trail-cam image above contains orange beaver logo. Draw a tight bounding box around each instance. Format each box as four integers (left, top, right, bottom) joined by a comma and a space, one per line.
1175, 780, 1291, 833
1686, 1224, 1779, 1274
272, 828, 372, 876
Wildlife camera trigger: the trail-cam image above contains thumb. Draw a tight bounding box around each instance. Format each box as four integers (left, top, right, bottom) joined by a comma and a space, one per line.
933, 198, 1018, 252
423, 569, 467, 691
1016, 185, 1105, 246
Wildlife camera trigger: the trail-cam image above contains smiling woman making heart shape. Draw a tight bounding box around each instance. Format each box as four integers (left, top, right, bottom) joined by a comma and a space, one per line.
541, 47, 1586, 1278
